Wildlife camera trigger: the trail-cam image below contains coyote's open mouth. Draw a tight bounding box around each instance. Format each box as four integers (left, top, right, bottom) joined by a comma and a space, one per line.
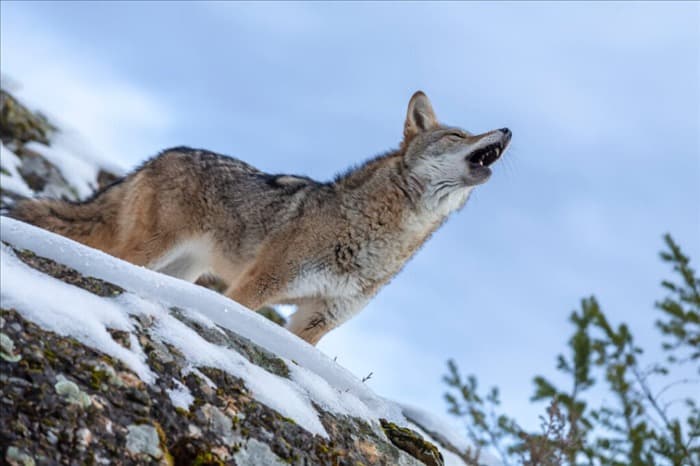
467, 143, 504, 167
467, 129, 511, 168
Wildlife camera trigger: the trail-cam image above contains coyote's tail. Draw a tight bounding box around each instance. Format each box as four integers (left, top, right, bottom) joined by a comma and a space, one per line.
8, 179, 127, 250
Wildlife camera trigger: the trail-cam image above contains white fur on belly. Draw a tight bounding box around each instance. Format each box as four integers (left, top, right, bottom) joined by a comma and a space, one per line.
148, 236, 214, 282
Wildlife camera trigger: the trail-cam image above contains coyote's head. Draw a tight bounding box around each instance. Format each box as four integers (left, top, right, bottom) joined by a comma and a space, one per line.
401, 91, 511, 209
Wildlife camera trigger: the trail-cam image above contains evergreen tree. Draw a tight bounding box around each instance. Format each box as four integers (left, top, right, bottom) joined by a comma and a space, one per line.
444, 235, 699, 466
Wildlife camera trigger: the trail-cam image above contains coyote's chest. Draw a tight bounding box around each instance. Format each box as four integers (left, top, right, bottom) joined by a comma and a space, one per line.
286, 198, 461, 303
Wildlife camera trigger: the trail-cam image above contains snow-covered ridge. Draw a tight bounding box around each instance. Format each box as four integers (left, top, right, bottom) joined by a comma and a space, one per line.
1, 217, 482, 465
1, 217, 393, 417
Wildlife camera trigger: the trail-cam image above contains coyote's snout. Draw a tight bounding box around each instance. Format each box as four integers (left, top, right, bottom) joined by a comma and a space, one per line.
10, 91, 511, 345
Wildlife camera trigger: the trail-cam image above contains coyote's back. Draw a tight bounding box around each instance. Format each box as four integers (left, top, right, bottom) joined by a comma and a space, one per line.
12, 148, 315, 266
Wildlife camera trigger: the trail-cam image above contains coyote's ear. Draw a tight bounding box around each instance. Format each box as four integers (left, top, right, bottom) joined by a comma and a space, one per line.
404, 91, 438, 140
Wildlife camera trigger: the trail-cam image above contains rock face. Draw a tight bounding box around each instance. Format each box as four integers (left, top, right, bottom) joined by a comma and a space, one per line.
0, 247, 453, 466
0, 87, 475, 466
0, 89, 54, 146
0, 88, 120, 207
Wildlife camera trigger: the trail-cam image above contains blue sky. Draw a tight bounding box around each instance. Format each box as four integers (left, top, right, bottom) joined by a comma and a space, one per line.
2, 1, 698, 431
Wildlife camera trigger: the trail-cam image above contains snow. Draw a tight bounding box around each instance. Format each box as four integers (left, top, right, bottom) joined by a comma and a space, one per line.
47, 129, 125, 178
0, 217, 391, 412
24, 139, 101, 199
1, 133, 124, 202
0, 244, 155, 383
24, 139, 98, 198
1, 88, 125, 201
185, 366, 217, 388
167, 379, 195, 411
0, 142, 34, 197
0, 216, 477, 461
0, 239, 327, 436
3, 81, 128, 178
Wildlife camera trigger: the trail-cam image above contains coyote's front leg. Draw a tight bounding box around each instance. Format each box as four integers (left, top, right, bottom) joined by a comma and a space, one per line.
225, 271, 283, 311
222, 255, 360, 345
285, 297, 360, 345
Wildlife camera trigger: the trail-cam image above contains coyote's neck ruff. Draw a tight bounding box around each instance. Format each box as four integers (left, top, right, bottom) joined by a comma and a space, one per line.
11, 91, 511, 345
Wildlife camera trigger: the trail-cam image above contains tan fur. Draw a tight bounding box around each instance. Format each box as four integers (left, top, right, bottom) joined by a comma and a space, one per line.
10, 91, 511, 345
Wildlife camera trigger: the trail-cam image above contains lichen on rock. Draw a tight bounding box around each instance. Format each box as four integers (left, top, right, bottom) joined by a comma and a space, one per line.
381, 418, 445, 466
54, 374, 92, 408
5, 446, 36, 466
126, 423, 164, 460
0, 332, 21, 362
0, 90, 55, 145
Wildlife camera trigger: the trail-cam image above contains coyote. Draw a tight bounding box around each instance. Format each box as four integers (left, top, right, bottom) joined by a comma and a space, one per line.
10, 92, 511, 345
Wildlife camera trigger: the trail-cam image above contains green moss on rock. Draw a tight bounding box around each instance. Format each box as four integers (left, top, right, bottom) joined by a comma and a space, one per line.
0, 89, 55, 145
12, 247, 124, 297
380, 418, 444, 466
192, 451, 225, 466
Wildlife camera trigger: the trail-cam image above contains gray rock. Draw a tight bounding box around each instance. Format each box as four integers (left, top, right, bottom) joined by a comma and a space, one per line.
198, 403, 236, 446
0, 332, 21, 362
16, 147, 78, 200
54, 375, 92, 408
5, 446, 35, 466
125, 424, 163, 459
233, 438, 286, 465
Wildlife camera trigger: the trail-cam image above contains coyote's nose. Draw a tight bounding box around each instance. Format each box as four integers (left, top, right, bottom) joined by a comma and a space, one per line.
499, 128, 512, 144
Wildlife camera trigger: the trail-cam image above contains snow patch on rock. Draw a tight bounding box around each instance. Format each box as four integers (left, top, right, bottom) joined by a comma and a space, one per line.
1, 213, 478, 464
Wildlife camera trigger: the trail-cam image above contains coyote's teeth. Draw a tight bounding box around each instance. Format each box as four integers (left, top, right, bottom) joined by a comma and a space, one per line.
468, 142, 504, 167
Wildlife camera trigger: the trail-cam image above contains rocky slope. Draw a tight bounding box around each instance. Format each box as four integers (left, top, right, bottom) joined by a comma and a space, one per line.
0, 88, 120, 207
0, 87, 485, 466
